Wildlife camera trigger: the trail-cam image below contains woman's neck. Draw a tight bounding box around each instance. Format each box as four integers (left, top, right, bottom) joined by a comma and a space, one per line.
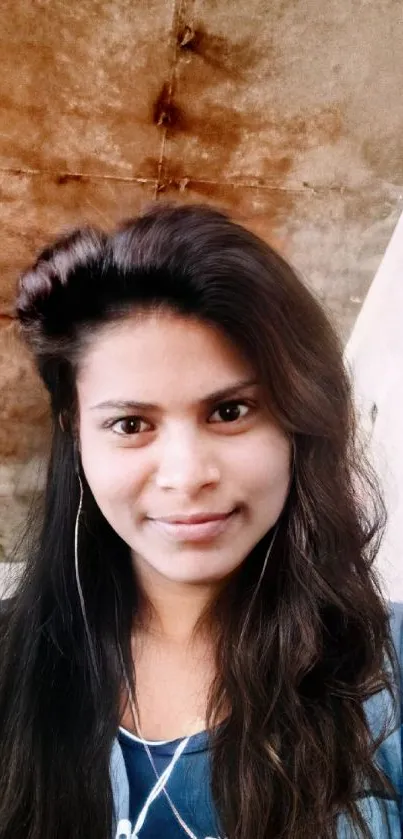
132, 557, 220, 645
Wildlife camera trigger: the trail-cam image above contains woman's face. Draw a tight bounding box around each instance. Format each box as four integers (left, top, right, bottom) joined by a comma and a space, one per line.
77, 311, 292, 586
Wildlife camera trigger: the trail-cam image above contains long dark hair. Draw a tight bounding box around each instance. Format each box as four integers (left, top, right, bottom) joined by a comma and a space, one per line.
0, 202, 399, 839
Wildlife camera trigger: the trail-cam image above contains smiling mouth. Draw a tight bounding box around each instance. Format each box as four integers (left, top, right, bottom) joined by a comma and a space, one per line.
147, 508, 240, 543
151, 510, 237, 524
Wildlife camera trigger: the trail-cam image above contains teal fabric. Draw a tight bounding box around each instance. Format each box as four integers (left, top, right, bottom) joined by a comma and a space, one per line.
111, 601, 403, 838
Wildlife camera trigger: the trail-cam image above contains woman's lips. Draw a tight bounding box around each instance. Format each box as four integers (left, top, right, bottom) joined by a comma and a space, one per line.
147, 509, 239, 543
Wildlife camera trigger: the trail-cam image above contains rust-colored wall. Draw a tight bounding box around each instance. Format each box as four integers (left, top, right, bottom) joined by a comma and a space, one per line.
1, 0, 403, 560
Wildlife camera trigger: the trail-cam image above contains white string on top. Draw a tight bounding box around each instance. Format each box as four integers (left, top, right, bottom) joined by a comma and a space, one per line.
119, 646, 206, 839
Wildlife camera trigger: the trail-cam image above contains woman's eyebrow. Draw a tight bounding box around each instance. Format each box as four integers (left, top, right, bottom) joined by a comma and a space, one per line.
89, 378, 258, 413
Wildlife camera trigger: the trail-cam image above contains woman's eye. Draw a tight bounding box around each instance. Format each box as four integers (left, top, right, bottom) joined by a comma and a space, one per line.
209, 401, 252, 423
109, 416, 150, 436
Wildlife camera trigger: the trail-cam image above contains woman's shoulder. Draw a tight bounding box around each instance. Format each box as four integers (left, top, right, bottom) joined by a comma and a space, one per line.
362, 601, 402, 820
388, 600, 403, 657
364, 600, 402, 724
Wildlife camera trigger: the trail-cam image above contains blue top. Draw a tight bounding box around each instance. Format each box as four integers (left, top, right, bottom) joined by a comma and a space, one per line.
111, 601, 403, 839
117, 727, 221, 838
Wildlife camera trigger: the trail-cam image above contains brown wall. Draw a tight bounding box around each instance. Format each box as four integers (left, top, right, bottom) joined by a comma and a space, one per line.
1, 0, 403, 560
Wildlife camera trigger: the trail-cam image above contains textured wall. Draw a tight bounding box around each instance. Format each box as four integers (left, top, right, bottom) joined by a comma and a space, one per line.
1, 0, 403, 561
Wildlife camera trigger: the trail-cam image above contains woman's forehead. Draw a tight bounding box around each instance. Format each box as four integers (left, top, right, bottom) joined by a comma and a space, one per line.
76, 311, 257, 409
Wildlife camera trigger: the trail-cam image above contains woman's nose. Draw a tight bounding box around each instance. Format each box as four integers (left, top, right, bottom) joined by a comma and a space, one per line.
154, 431, 220, 493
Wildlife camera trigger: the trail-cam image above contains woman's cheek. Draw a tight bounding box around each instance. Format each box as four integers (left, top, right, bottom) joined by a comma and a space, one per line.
237, 429, 291, 487
86, 451, 146, 508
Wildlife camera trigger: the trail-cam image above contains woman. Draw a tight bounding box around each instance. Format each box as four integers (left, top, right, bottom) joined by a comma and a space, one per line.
0, 202, 401, 839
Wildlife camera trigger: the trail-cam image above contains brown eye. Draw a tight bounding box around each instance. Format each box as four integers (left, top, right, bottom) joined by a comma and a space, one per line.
111, 416, 149, 436
209, 401, 251, 423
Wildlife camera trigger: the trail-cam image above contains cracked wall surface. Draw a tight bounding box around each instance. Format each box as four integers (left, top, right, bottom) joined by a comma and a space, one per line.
1, 0, 403, 561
